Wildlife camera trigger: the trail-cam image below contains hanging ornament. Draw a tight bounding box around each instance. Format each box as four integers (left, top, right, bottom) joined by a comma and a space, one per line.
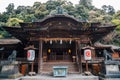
60, 40, 62, 44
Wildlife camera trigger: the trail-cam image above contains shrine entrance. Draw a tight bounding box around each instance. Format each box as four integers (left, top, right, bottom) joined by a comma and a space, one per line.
43, 40, 76, 62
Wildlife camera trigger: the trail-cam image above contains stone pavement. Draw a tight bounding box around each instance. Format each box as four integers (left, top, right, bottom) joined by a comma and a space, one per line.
0, 78, 21, 80
21, 74, 99, 80
99, 77, 120, 80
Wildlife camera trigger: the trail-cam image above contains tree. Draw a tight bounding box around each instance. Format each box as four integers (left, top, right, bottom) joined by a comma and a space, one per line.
88, 10, 102, 22
24, 14, 36, 22
6, 18, 23, 26
113, 10, 120, 19
15, 6, 27, 14
79, 0, 93, 10
0, 0, 118, 27
112, 19, 120, 31
107, 5, 115, 15
102, 5, 115, 15
0, 13, 9, 23
62, 1, 75, 16
6, 3, 15, 15
102, 5, 107, 14
33, 2, 41, 10
34, 4, 49, 19
75, 5, 89, 21
46, 0, 66, 13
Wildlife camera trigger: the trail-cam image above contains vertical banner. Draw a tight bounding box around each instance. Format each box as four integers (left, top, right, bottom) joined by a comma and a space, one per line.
27, 50, 35, 61
84, 49, 92, 60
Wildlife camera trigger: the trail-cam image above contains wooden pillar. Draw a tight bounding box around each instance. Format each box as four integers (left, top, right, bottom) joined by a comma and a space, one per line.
79, 50, 82, 73
86, 60, 89, 71
77, 40, 82, 74
31, 62, 34, 72
38, 40, 43, 74
75, 41, 78, 62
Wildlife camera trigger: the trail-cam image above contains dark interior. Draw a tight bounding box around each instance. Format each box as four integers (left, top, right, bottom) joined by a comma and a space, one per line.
43, 40, 76, 61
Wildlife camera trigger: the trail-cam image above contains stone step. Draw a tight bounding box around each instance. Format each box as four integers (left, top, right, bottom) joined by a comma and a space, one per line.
21, 74, 99, 80
42, 62, 79, 73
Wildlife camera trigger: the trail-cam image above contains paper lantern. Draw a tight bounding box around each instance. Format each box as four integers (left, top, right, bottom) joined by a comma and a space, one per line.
84, 49, 91, 60
68, 49, 71, 54
27, 50, 35, 61
48, 49, 51, 53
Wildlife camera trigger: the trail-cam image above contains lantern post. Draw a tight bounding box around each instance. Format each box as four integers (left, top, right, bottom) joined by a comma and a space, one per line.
24, 45, 37, 76
83, 46, 94, 75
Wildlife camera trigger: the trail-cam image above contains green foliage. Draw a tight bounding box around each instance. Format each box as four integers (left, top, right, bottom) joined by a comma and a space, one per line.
34, 4, 49, 19
110, 10, 120, 46
0, 0, 117, 25
0, 12, 9, 23
6, 18, 23, 26
113, 10, 120, 19
102, 5, 115, 15
6, 3, 15, 14
112, 19, 120, 31
75, 5, 89, 21
24, 14, 36, 22
0, 28, 11, 38
79, 0, 93, 10
0, 22, 6, 26
112, 11, 120, 33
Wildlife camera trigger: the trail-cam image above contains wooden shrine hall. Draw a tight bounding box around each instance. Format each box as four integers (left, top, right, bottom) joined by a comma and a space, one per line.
1, 9, 118, 75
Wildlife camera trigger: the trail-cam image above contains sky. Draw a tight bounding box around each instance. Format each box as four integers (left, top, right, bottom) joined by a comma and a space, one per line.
0, 0, 120, 13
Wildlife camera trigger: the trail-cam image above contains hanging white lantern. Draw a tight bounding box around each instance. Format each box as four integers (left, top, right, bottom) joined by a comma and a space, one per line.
69, 40, 72, 44
50, 40, 52, 44
60, 40, 62, 44
84, 49, 91, 60
27, 50, 35, 61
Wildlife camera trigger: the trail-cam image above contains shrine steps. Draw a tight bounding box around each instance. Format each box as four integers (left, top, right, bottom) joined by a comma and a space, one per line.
42, 62, 79, 74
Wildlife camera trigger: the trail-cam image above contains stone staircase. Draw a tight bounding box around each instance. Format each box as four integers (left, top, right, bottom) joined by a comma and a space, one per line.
42, 62, 79, 74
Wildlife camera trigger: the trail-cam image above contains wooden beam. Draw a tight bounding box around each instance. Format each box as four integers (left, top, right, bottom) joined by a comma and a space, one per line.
39, 38, 80, 41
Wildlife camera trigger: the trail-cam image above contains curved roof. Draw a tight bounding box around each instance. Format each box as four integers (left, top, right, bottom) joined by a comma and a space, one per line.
39, 14, 83, 23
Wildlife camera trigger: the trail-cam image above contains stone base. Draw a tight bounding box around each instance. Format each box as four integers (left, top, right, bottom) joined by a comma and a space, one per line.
0, 73, 22, 79
84, 71, 92, 76
21, 74, 98, 80
0, 61, 23, 79
99, 76, 120, 80
28, 72, 36, 76
99, 73, 120, 78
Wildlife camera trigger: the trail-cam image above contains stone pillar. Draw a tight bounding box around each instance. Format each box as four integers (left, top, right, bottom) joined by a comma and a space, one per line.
38, 40, 43, 74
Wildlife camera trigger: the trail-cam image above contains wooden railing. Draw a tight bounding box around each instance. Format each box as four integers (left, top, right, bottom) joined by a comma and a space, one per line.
81, 56, 104, 63
16, 58, 39, 64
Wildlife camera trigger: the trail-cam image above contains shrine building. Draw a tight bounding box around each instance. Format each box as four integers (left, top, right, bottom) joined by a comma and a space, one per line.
1, 8, 119, 76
